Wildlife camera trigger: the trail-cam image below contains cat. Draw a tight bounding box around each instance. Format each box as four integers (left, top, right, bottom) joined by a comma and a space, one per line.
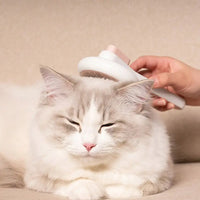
0, 67, 173, 200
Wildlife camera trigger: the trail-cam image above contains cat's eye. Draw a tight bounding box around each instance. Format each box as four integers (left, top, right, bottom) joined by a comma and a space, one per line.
65, 117, 81, 131
66, 118, 80, 126
101, 123, 115, 128
98, 123, 115, 133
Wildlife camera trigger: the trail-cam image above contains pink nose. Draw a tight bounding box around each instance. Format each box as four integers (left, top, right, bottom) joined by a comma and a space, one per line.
83, 143, 96, 152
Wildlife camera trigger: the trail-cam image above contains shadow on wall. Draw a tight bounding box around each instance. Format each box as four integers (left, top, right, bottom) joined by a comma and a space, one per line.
160, 106, 200, 163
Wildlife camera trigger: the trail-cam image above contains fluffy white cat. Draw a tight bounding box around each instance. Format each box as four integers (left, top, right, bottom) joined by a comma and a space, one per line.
0, 68, 173, 200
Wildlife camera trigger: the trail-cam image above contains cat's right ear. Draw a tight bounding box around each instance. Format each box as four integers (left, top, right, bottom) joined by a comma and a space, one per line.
115, 80, 154, 112
40, 67, 75, 102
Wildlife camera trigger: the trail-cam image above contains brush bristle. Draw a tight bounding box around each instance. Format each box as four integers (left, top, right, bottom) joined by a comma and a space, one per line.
80, 70, 118, 81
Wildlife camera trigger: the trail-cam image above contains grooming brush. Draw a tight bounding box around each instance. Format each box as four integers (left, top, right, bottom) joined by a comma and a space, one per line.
78, 45, 185, 109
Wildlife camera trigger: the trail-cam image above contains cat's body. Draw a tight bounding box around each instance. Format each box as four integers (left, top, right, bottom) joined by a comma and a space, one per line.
0, 68, 173, 200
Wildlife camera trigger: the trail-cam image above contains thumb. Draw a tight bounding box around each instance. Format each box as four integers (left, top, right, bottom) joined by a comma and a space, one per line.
152, 72, 185, 91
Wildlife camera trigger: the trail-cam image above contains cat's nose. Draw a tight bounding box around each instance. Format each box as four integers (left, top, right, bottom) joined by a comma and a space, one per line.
83, 143, 96, 152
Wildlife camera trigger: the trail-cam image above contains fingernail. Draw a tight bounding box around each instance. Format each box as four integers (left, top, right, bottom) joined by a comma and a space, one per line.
167, 103, 175, 110
150, 77, 159, 88
153, 78, 159, 88
157, 99, 166, 106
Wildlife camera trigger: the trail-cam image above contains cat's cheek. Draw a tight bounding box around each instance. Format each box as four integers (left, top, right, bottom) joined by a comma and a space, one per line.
103, 128, 128, 145
64, 133, 87, 156
98, 132, 115, 144
96, 132, 116, 155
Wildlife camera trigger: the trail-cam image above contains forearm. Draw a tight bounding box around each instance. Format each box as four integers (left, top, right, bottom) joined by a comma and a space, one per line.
185, 68, 200, 106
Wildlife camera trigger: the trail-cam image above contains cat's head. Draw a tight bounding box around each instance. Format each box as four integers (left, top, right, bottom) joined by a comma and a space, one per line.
37, 67, 153, 167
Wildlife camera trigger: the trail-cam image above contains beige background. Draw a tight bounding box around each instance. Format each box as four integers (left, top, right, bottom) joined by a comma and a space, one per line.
1, 0, 200, 85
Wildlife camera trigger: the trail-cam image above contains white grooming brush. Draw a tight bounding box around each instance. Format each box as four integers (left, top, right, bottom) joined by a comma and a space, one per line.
78, 45, 185, 109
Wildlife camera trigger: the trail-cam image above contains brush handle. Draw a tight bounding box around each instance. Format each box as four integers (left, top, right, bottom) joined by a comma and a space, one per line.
128, 67, 185, 108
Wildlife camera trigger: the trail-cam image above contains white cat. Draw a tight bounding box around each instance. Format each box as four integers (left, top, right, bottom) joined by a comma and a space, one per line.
0, 67, 173, 200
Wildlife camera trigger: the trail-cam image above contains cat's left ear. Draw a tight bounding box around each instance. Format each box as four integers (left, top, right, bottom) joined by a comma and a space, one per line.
115, 80, 154, 111
40, 67, 75, 101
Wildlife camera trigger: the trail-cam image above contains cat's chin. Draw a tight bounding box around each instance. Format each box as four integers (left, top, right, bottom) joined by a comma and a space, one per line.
70, 153, 111, 167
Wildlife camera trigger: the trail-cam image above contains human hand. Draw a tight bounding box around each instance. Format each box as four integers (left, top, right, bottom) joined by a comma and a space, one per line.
131, 56, 200, 111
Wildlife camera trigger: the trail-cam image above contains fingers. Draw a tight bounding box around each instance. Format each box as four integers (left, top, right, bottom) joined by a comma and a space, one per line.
130, 56, 170, 72
131, 55, 187, 111
138, 69, 152, 78
152, 71, 186, 91
131, 56, 181, 89
151, 73, 171, 88
153, 98, 167, 107
152, 98, 175, 111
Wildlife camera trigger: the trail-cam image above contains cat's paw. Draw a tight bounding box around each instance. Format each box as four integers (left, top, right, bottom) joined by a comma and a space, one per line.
55, 179, 105, 200
106, 185, 143, 199
67, 179, 105, 200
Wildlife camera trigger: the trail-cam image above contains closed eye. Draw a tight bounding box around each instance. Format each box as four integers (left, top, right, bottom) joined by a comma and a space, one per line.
101, 123, 115, 128
65, 117, 82, 132
66, 118, 80, 126
99, 123, 115, 133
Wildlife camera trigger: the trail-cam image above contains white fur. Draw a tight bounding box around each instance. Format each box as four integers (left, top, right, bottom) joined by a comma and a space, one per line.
0, 71, 173, 200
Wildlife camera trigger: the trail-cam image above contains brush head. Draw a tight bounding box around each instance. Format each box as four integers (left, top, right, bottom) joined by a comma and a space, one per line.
78, 46, 142, 82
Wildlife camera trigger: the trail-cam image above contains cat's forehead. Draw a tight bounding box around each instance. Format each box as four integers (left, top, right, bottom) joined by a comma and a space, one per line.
74, 78, 116, 105
68, 78, 117, 120
77, 77, 116, 91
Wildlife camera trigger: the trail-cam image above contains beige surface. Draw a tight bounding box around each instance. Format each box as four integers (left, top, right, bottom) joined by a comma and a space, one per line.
1, 0, 200, 199
1, 163, 200, 200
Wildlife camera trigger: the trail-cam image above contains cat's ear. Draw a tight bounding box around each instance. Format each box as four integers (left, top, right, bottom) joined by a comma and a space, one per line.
40, 67, 75, 102
115, 80, 154, 111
